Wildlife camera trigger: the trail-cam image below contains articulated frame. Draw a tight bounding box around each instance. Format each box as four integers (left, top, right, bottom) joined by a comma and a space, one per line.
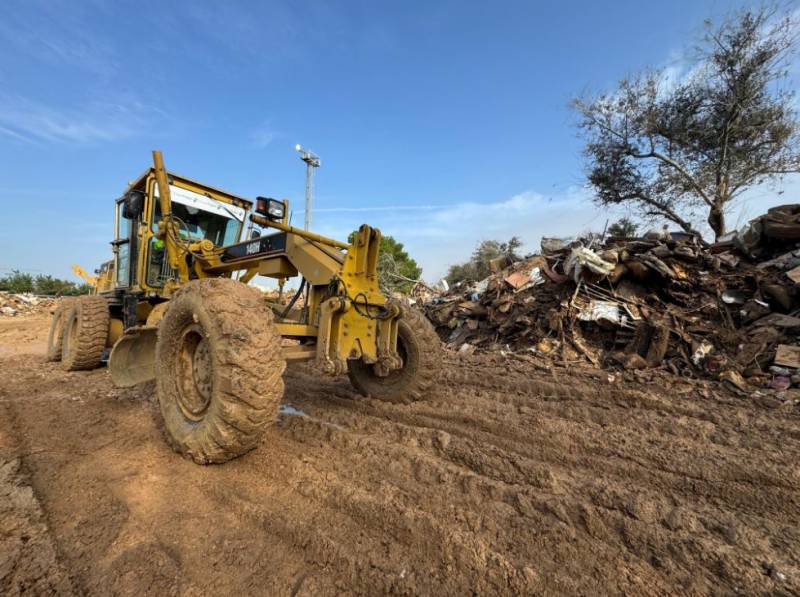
152, 151, 404, 376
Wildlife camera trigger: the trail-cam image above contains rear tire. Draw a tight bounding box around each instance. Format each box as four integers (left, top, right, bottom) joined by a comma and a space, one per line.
155, 278, 286, 464
46, 298, 75, 362
347, 308, 440, 403
61, 296, 109, 371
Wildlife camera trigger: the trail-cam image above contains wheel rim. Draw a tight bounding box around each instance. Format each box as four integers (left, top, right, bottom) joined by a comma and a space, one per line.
176, 323, 213, 421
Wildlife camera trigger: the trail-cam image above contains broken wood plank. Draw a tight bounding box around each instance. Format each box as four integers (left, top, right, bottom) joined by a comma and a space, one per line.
774, 344, 800, 369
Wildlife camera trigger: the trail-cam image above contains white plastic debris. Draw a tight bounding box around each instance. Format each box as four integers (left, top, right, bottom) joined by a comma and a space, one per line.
577, 300, 622, 326
530, 267, 545, 285
565, 247, 616, 282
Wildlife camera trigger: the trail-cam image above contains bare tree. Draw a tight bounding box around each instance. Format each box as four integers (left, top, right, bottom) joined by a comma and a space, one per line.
574, 5, 800, 239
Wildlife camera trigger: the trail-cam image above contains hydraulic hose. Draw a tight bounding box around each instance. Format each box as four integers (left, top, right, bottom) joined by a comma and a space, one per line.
280, 278, 306, 319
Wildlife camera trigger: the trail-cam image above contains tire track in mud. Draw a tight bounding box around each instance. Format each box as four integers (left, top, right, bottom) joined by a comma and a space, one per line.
273, 401, 673, 594
0, 398, 77, 596
281, 356, 800, 595
242, 414, 662, 594
288, 367, 799, 522
2, 316, 800, 595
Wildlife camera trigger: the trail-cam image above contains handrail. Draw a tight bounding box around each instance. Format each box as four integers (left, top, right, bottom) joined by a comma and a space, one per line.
250, 213, 349, 250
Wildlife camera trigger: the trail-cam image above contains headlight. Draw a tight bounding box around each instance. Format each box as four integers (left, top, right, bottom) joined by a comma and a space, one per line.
256, 197, 285, 221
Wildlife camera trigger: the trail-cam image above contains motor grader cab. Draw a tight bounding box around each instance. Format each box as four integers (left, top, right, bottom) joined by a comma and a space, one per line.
50, 151, 439, 464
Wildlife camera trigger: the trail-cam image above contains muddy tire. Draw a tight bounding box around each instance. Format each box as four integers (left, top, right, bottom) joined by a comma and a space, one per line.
347, 308, 440, 403
46, 298, 75, 362
61, 296, 109, 371
155, 278, 285, 464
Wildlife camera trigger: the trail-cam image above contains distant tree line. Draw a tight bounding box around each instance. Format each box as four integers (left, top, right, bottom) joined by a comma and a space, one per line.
444, 219, 643, 285
0, 270, 93, 296
606, 217, 638, 238
446, 237, 522, 284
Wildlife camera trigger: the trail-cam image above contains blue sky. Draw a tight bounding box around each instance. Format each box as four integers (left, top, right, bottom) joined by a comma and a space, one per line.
0, 0, 797, 282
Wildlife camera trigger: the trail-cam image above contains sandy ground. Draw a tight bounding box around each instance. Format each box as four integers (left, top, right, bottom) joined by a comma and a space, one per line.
0, 313, 799, 596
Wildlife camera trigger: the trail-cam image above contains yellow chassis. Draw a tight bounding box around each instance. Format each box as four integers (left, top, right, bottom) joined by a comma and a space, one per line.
105, 151, 404, 386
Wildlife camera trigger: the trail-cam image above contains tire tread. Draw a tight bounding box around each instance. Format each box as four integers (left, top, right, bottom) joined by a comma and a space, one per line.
156, 278, 285, 464
61, 296, 109, 371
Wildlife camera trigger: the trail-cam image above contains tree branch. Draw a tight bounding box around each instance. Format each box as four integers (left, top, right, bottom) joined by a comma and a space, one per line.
615, 191, 701, 236
629, 150, 715, 207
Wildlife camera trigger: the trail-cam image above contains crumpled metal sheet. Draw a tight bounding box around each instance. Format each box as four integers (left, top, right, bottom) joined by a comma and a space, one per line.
577, 300, 622, 325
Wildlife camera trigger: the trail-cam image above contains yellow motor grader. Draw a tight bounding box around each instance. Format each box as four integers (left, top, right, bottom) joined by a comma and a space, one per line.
49, 151, 439, 463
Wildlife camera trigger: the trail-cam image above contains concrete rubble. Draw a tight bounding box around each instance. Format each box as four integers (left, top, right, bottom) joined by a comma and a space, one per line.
0, 292, 55, 317
423, 204, 800, 395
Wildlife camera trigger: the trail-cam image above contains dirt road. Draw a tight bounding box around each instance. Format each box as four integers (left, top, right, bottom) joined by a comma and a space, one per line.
1, 314, 799, 595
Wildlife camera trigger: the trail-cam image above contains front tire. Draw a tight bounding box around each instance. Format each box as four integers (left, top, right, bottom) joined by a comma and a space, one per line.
61, 296, 109, 371
347, 308, 440, 403
155, 278, 286, 464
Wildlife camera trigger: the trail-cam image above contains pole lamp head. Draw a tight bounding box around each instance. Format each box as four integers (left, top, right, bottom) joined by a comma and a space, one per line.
295, 143, 320, 167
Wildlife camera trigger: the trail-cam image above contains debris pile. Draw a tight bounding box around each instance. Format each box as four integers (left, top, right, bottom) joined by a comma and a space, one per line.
424, 204, 800, 391
0, 292, 56, 317
257, 287, 291, 304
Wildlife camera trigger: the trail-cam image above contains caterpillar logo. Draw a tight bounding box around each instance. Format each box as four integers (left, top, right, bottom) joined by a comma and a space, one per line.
246, 241, 260, 255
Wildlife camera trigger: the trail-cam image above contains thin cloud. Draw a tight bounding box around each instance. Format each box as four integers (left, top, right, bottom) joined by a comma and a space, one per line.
305, 174, 800, 283
250, 121, 278, 148
0, 2, 118, 77
305, 187, 631, 281
0, 94, 166, 144
0, 125, 34, 144
309, 204, 451, 213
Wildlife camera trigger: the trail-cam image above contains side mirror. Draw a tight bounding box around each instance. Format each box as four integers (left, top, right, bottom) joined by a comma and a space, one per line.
122, 190, 144, 219
250, 229, 261, 239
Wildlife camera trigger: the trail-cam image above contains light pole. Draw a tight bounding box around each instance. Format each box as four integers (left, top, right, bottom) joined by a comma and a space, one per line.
295, 144, 320, 230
